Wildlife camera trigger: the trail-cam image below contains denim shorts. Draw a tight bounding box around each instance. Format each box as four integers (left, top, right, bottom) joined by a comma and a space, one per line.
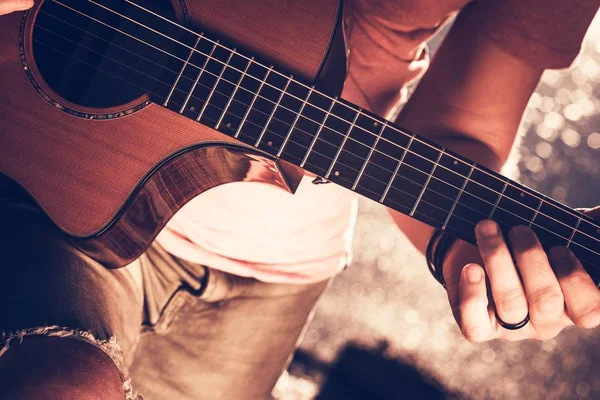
0, 192, 331, 399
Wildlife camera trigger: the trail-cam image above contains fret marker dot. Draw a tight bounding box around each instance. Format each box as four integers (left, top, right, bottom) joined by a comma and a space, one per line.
267, 141, 273, 146
190, 106, 196, 112
373, 121, 379, 127
453, 160, 458, 166
334, 171, 340, 177
520, 192, 526, 198
226, 123, 233, 129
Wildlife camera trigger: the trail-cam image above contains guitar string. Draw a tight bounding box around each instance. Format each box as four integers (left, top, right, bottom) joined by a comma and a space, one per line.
50, 0, 600, 242
31, 34, 600, 266
46, 0, 600, 245
28, 33, 503, 225
116, 0, 600, 232
38, 3, 594, 252
60, 0, 600, 242
30, 39, 502, 247
31, 35, 600, 267
30, 27, 497, 221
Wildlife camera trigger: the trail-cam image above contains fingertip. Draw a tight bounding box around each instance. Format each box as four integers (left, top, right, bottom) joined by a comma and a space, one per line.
463, 263, 484, 284
548, 246, 573, 259
475, 220, 499, 240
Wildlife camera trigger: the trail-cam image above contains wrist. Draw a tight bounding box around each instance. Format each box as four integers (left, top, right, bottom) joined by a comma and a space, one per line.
426, 230, 458, 288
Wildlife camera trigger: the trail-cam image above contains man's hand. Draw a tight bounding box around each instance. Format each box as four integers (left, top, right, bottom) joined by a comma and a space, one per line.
0, 0, 33, 15
443, 207, 600, 341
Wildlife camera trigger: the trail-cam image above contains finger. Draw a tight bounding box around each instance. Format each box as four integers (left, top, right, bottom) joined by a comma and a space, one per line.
458, 263, 495, 342
509, 226, 564, 329
0, 0, 33, 15
549, 247, 600, 329
580, 206, 600, 220
475, 220, 528, 325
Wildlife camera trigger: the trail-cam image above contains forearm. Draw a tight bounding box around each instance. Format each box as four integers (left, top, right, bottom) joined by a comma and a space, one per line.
387, 5, 544, 254
388, 135, 505, 254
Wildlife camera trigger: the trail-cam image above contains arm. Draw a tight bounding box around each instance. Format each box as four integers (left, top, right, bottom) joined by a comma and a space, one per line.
390, 5, 543, 253
390, 4, 600, 341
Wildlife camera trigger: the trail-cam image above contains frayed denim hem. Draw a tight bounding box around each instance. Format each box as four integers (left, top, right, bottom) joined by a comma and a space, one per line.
0, 325, 139, 400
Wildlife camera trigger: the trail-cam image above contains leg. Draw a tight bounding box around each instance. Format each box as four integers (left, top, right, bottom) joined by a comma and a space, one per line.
0, 206, 144, 399
130, 244, 331, 400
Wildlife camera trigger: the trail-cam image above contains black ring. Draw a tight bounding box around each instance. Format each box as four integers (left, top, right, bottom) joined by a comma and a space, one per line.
495, 311, 530, 330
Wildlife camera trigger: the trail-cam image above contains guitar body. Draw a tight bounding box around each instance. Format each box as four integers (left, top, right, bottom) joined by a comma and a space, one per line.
0, 0, 345, 267
3, 0, 599, 278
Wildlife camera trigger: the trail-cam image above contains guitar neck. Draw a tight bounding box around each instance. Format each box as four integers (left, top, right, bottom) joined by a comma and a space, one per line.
41, 0, 600, 281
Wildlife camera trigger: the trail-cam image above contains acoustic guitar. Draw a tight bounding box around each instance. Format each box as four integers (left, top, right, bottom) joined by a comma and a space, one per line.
1, 0, 599, 283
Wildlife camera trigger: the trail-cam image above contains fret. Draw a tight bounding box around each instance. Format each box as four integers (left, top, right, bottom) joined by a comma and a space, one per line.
528, 197, 578, 248
323, 110, 384, 188
410, 149, 445, 217
277, 85, 314, 158
495, 184, 538, 229
164, 35, 202, 107
235, 66, 273, 139
488, 181, 508, 219
215, 56, 253, 129
325, 110, 361, 180
254, 75, 293, 148
569, 242, 600, 269
195, 48, 248, 125
267, 84, 316, 164
414, 153, 465, 230
529, 198, 544, 228
380, 135, 415, 203
353, 119, 387, 190
441, 162, 475, 231
274, 90, 326, 167
443, 162, 502, 240
236, 70, 289, 147
567, 217, 582, 248
300, 96, 337, 169
179, 40, 218, 114
196, 48, 235, 121
352, 123, 410, 201
393, 139, 443, 210
257, 79, 309, 157
571, 218, 600, 265
213, 61, 268, 137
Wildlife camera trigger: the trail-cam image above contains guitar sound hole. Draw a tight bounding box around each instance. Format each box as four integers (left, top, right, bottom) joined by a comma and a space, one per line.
31, 0, 178, 110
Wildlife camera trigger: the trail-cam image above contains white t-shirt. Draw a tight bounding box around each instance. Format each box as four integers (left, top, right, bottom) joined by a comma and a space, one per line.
156, 176, 358, 283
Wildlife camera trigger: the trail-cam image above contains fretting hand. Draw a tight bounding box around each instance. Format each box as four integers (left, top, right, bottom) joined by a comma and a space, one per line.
0, 0, 33, 15
443, 207, 600, 341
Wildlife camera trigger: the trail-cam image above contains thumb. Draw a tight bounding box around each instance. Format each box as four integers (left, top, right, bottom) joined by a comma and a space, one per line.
457, 263, 495, 342
0, 0, 34, 15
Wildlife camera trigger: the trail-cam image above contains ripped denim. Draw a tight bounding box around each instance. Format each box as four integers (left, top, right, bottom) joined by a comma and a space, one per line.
0, 326, 139, 400
0, 204, 331, 399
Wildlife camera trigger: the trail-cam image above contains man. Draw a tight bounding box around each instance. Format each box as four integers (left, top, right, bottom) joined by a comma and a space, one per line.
1, 0, 599, 399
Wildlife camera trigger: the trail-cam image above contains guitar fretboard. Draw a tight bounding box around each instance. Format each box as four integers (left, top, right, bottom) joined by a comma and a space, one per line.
38, 0, 600, 282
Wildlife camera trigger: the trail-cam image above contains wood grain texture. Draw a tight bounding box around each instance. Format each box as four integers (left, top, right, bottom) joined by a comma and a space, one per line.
74, 145, 296, 268
0, 0, 343, 244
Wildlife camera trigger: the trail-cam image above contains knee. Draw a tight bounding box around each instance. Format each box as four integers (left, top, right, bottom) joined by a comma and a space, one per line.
0, 336, 125, 399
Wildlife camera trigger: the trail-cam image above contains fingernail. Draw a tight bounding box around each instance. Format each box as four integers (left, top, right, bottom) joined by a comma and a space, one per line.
466, 264, 483, 283
477, 220, 498, 239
